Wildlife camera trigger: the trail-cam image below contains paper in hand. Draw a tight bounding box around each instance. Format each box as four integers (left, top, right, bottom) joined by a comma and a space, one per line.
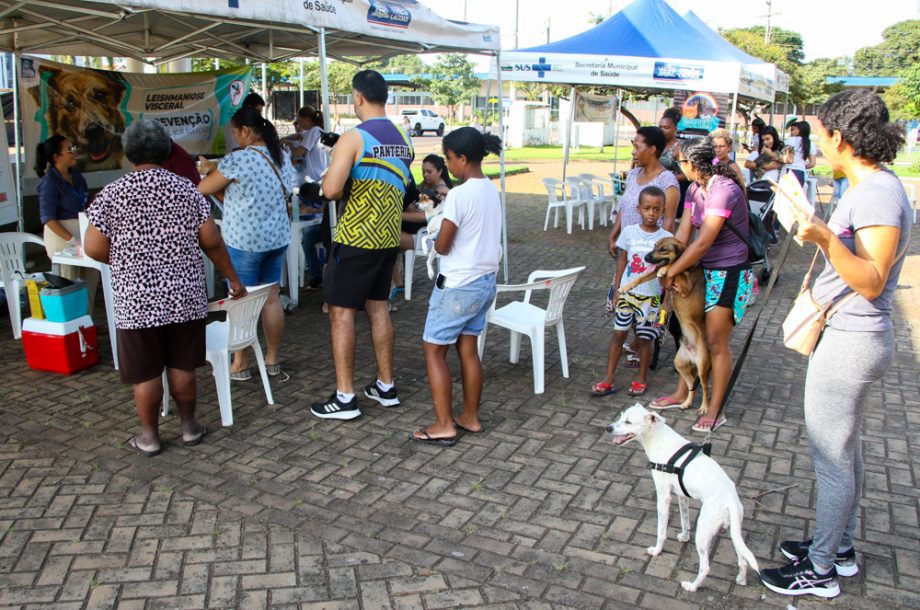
770, 173, 815, 245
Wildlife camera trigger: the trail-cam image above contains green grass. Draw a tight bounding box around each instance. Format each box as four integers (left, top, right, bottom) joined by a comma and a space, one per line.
410, 165, 528, 184
499, 145, 633, 162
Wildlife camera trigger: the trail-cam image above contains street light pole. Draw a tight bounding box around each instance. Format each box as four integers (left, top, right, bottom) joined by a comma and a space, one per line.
514, 0, 519, 48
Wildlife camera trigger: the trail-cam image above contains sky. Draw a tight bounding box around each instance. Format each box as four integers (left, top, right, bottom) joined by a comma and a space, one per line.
419, 0, 920, 63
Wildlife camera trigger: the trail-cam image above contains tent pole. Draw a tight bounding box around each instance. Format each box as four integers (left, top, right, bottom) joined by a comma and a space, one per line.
318, 28, 331, 131
728, 87, 738, 139
612, 89, 621, 179
483, 78, 492, 132
562, 85, 576, 181
261, 63, 268, 114
496, 50, 509, 282
298, 57, 304, 108
12, 48, 22, 231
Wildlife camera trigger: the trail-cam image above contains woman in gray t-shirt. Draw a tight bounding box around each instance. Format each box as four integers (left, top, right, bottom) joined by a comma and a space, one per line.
759, 90, 910, 599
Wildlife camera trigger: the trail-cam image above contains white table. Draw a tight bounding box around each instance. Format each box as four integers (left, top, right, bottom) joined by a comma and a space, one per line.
51, 252, 119, 369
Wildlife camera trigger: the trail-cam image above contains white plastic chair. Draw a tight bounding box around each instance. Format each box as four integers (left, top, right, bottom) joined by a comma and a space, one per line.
478, 267, 586, 394
0, 232, 46, 339
162, 283, 275, 426
403, 227, 430, 301
577, 174, 617, 229
902, 181, 917, 224
542, 178, 586, 234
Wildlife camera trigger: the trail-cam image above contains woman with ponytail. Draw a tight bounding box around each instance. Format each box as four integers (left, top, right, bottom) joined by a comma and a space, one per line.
410, 127, 503, 446
198, 107, 294, 379
36, 134, 99, 312
650, 137, 753, 432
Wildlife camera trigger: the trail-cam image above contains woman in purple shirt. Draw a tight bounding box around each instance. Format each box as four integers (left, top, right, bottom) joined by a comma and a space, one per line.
653, 137, 753, 432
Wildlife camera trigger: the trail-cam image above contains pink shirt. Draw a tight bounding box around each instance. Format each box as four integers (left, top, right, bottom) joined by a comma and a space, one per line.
684, 175, 749, 269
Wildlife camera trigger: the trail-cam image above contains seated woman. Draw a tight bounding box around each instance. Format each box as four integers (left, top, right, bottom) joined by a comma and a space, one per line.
744, 125, 784, 184
392, 154, 453, 291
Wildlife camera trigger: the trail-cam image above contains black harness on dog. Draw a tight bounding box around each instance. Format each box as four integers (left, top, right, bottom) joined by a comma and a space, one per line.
649, 442, 712, 499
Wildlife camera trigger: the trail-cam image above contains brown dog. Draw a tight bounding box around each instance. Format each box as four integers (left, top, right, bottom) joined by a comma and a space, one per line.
620, 237, 710, 414
28, 66, 127, 172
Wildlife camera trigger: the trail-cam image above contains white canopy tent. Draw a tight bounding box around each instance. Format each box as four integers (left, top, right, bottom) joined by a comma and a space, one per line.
0, 0, 511, 278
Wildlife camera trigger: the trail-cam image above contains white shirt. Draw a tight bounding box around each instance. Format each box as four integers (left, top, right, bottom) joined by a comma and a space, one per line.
300, 126, 327, 182
615, 224, 673, 298
784, 135, 808, 170
439, 178, 502, 288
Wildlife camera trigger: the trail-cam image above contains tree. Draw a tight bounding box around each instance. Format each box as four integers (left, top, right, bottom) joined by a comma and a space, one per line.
884, 64, 920, 120
854, 20, 920, 76
424, 53, 480, 124
370, 54, 427, 76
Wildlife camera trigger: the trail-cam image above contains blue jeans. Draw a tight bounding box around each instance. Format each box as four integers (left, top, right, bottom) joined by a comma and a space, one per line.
301, 224, 323, 277
226, 245, 287, 286
423, 273, 496, 345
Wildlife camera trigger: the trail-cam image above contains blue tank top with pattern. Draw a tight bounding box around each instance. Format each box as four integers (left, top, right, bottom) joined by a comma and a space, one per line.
334, 117, 414, 249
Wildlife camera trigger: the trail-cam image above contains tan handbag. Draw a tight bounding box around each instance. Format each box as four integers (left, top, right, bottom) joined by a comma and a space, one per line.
782, 250, 857, 356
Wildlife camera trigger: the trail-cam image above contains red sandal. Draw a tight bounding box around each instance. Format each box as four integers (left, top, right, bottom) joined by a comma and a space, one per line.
627, 381, 647, 396
591, 382, 617, 397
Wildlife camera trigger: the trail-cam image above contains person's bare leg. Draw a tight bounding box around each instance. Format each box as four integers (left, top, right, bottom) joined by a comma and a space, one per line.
635, 338, 652, 386
703, 306, 734, 420
602, 329, 628, 387
365, 299, 394, 385
328, 305, 356, 393
454, 334, 483, 432
413, 341, 456, 440
261, 284, 284, 366
133, 376, 163, 452
166, 367, 204, 442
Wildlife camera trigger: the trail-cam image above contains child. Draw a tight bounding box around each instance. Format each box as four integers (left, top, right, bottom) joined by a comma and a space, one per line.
594, 186, 673, 397
409, 127, 503, 447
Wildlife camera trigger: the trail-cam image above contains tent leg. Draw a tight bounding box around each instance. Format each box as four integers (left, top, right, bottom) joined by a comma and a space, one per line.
728, 88, 738, 139
318, 29, 331, 132
562, 85, 576, 181
483, 78, 492, 132
12, 49, 22, 232
497, 51, 509, 283
612, 89, 621, 180
299, 57, 304, 108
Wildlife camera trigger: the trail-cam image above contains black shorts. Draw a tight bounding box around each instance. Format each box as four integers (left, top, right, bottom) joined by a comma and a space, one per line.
116, 318, 207, 384
323, 243, 399, 309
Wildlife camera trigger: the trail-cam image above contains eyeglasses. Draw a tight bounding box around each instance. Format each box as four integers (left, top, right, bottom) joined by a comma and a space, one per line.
63, 145, 78, 154
677, 158, 690, 165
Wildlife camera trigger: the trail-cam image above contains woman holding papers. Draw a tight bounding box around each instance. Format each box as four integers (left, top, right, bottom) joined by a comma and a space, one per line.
760, 90, 911, 599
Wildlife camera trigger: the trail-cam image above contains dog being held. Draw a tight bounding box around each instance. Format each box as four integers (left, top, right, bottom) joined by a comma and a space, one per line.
416, 189, 444, 279
619, 236, 710, 414
607, 404, 759, 591
28, 66, 127, 172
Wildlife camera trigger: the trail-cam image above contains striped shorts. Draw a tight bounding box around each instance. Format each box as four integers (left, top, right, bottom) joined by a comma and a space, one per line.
613, 292, 662, 341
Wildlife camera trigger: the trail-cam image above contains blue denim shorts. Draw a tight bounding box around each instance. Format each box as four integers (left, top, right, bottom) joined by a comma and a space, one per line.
423, 273, 497, 345
226, 244, 288, 286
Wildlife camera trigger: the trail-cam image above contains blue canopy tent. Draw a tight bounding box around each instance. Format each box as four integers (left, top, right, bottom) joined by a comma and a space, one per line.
496, 0, 783, 175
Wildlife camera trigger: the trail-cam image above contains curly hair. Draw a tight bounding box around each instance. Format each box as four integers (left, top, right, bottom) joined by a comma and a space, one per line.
817, 90, 904, 163
661, 106, 682, 126
636, 126, 666, 158
442, 127, 502, 163
680, 137, 744, 191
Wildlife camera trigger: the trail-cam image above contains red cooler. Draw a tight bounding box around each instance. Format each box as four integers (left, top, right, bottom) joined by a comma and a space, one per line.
22, 315, 98, 374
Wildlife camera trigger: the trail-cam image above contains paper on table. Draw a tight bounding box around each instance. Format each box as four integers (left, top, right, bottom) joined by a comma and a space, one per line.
770, 172, 815, 245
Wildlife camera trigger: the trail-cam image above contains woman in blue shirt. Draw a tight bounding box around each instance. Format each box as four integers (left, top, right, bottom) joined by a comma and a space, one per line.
36, 135, 98, 312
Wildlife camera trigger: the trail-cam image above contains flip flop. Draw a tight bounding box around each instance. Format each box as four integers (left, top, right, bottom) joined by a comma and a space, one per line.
408, 430, 458, 447
691, 415, 728, 433
128, 436, 161, 457
627, 381, 647, 396
230, 369, 252, 381
591, 382, 617, 397
622, 354, 640, 369
649, 395, 684, 410
265, 363, 283, 377
183, 427, 208, 447
453, 419, 484, 434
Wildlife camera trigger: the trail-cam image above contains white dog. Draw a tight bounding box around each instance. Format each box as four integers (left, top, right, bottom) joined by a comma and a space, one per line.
417, 192, 444, 280
606, 404, 759, 592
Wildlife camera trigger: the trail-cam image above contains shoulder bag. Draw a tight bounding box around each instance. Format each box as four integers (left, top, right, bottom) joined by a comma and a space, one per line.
781, 249, 856, 356
249, 147, 293, 217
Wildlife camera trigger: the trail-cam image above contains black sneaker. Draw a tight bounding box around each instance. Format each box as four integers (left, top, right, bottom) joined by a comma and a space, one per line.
310, 393, 361, 420
761, 557, 840, 598
363, 382, 400, 408
307, 276, 323, 290
780, 539, 858, 577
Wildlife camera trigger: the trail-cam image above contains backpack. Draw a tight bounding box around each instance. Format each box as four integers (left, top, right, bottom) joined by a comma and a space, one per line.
724, 206, 769, 263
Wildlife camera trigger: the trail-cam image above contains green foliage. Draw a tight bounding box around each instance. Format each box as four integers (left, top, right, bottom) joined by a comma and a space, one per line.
425, 54, 479, 123
369, 54, 427, 75
854, 20, 920, 76
884, 64, 920, 121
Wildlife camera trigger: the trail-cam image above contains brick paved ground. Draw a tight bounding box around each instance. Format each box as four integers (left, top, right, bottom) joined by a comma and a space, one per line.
0, 166, 918, 609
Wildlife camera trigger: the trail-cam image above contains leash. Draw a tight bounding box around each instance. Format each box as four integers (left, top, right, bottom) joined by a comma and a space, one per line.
703, 230, 797, 443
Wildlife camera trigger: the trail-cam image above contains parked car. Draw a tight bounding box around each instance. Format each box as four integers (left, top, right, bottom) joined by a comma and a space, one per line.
396, 109, 445, 136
